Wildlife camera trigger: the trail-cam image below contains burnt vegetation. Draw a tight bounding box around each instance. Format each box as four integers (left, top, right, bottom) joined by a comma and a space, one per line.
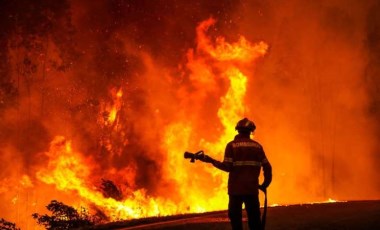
0, 218, 20, 230
100, 178, 124, 201
32, 200, 98, 230
31, 179, 122, 229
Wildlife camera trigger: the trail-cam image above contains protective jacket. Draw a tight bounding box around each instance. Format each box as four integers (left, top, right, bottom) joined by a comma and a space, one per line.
213, 133, 272, 195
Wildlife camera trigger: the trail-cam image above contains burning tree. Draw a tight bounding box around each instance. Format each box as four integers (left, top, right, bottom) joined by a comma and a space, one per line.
100, 178, 124, 201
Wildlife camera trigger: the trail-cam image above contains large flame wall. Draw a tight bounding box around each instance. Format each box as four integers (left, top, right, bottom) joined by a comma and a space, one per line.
0, 0, 379, 229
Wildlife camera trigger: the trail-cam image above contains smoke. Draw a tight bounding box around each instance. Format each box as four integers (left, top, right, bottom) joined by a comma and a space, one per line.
366, 1, 380, 191
1, 0, 380, 228
236, 0, 380, 201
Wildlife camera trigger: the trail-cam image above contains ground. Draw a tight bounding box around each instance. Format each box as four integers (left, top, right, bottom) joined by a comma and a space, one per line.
92, 200, 380, 230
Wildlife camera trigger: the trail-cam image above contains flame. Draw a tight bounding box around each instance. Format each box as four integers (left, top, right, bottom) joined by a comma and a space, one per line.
2, 3, 380, 229
101, 88, 123, 126
196, 18, 267, 62
98, 87, 128, 156
36, 136, 179, 219
32, 18, 268, 220
327, 198, 337, 203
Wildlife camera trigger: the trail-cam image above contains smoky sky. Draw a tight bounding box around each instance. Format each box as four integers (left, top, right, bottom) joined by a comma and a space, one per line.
70, 0, 243, 67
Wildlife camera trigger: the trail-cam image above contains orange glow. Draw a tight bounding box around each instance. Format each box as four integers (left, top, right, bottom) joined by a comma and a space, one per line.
2, 3, 380, 229
101, 88, 123, 126
27, 18, 268, 220
36, 136, 180, 219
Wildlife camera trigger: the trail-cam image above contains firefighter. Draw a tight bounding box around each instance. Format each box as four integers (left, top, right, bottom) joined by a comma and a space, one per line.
200, 118, 272, 230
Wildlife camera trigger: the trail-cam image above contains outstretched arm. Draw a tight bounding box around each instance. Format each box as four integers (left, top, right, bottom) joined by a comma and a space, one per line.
211, 144, 233, 172
198, 154, 232, 172
212, 159, 232, 172
199, 144, 233, 172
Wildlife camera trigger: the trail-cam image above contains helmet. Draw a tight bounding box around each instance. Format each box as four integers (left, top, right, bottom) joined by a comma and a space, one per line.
235, 118, 256, 132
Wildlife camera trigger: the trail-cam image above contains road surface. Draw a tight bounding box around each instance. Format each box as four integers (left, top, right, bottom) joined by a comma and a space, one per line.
94, 200, 380, 230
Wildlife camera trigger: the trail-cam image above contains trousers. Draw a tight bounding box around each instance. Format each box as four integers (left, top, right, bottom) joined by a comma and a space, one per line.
228, 194, 261, 230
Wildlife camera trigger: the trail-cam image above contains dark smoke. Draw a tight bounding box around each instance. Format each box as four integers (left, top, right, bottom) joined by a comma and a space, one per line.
238, 0, 380, 200
366, 0, 380, 189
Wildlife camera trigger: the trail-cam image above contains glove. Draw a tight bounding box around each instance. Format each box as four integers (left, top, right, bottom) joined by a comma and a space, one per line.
258, 184, 267, 192
199, 154, 215, 164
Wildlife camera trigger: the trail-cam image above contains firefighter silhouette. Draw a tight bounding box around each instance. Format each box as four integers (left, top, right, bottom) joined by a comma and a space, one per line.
199, 118, 272, 230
